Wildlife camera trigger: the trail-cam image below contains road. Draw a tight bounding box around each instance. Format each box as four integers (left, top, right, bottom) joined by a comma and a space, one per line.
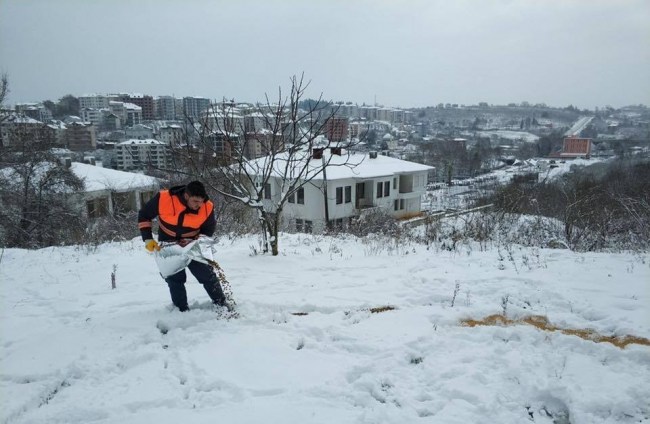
564, 116, 594, 136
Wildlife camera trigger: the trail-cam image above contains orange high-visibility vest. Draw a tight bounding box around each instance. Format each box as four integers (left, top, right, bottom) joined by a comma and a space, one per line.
158, 190, 214, 238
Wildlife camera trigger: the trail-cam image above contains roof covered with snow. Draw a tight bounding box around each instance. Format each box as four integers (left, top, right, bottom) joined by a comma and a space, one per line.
118, 139, 165, 145
245, 150, 433, 181
70, 162, 160, 192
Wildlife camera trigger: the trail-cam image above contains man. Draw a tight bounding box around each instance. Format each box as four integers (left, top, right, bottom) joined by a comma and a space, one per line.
138, 180, 226, 312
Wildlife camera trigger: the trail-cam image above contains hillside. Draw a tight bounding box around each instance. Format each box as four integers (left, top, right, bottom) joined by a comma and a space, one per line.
1, 234, 649, 423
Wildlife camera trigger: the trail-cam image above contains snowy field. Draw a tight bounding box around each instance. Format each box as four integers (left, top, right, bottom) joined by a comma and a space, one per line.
1, 234, 649, 424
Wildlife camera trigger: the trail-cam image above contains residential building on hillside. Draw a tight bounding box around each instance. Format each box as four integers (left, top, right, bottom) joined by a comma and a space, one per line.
324, 117, 349, 142
126, 94, 154, 121
109, 101, 142, 127
0, 115, 57, 148
62, 122, 96, 151
68, 161, 160, 219
203, 106, 245, 135
115, 139, 170, 171
15, 103, 53, 122
243, 130, 284, 159
80, 108, 105, 127
155, 96, 177, 120
79, 94, 110, 110
157, 124, 184, 147
183, 97, 210, 120
125, 124, 154, 140
246, 148, 433, 233
205, 130, 237, 163
244, 112, 270, 133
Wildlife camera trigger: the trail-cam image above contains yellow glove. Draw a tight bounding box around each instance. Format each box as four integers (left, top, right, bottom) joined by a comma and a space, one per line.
145, 239, 160, 252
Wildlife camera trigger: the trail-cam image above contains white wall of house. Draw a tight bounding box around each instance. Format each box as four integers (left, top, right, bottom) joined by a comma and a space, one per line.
266, 169, 430, 233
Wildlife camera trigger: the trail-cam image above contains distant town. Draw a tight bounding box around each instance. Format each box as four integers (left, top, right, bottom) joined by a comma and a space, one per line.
2, 92, 648, 181
1, 81, 649, 252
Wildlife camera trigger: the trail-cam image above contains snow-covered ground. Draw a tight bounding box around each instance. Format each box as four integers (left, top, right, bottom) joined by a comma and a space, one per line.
477, 130, 540, 143
1, 234, 649, 423
424, 157, 604, 212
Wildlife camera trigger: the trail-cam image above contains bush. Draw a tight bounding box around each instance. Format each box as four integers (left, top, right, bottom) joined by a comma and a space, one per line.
485, 159, 650, 251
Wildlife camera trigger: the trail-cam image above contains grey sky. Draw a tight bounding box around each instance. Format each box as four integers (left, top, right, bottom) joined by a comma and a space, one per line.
1, 0, 648, 109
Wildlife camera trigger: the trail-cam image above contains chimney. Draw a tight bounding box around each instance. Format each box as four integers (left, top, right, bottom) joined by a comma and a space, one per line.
312, 147, 324, 160
369, 151, 378, 159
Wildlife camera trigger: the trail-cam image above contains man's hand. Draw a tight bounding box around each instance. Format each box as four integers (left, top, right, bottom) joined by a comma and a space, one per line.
145, 239, 160, 252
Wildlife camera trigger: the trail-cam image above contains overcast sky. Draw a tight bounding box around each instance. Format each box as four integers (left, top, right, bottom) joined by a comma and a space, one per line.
1, 0, 649, 109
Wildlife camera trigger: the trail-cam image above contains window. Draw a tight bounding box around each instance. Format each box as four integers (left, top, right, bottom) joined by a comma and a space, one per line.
87, 197, 109, 218
113, 192, 136, 216
295, 218, 304, 232
394, 199, 399, 211
377, 182, 383, 198
305, 220, 312, 233
264, 183, 271, 199
384, 181, 390, 197
345, 186, 351, 203
336, 187, 343, 204
393, 177, 397, 189
297, 187, 304, 205
288, 192, 295, 203
394, 199, 405, 211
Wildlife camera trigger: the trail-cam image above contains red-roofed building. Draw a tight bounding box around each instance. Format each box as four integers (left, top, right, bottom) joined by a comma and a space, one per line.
555, 136, 592, 159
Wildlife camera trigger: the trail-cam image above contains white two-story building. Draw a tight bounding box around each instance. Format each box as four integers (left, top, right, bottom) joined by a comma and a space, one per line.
250, 149, 433, 233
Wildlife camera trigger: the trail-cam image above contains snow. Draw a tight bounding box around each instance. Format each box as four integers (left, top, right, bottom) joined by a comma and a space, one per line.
118, 139, 165, 146
478, 130, 540, 143
246, 151, 433, 181
70, 162, 160, 193
1, 233, 649, 423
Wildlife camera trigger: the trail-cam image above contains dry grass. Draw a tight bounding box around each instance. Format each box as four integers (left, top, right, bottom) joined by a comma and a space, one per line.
290, 305, 397, 316
461, 314, 650, 349
369, 305, 396, 314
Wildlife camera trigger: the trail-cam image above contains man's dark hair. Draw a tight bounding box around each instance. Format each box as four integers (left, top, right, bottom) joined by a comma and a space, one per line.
185, 180, 208, 199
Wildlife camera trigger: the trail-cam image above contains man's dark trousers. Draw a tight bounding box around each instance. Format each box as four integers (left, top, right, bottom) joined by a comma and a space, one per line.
165, 260, 226, 311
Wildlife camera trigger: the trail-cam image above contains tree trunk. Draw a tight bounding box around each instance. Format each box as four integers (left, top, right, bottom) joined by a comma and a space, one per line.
257, 208, 270, 253
271, 213, 280, 256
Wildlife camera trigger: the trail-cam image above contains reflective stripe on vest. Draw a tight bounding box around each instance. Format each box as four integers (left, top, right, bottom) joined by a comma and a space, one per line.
158, 190, 214, 237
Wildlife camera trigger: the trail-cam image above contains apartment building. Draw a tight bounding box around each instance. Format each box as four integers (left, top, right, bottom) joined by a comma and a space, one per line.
15, 103, 53, 122
109, 101, 142, 127
157, 124, 184, 147
126, 94, 154, 121
79, 94, 110, 110
62, 122, 96, 151
155, 96, 177, 120
115, 139, 170, 171
183, 97, 210, 120
0, 115, 56, 147
324, 117, 349, 142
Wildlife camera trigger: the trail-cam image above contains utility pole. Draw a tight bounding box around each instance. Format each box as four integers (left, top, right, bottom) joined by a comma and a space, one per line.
322, 151, 331, 229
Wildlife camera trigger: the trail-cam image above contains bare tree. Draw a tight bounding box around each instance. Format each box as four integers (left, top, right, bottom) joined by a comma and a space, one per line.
0, 73, 8, 108
0, 125, 84, 248
0, 73, 9, 147
169, 74, 360, 255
